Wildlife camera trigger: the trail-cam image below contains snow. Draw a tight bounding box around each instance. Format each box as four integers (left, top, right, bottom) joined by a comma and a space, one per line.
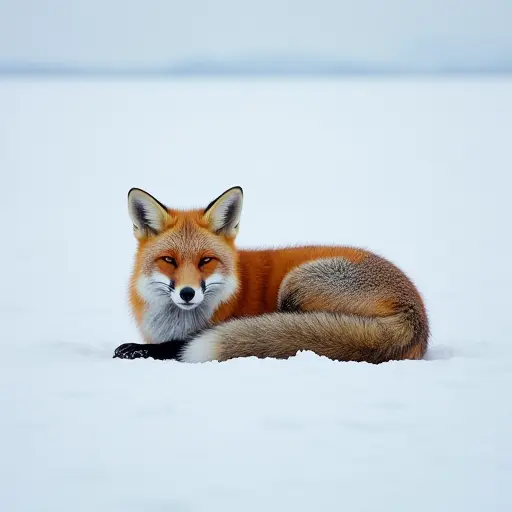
0, 77, 511, 511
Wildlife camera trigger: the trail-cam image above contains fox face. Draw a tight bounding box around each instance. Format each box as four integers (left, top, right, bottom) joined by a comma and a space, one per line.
128, 186, 242, 342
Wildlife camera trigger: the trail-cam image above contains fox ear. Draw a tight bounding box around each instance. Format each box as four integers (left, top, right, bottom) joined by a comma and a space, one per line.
203, 186, 243, 237
128, 188, 169, 238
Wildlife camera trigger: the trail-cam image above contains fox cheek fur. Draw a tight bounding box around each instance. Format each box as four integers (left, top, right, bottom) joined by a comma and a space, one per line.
116, 185, 429, 364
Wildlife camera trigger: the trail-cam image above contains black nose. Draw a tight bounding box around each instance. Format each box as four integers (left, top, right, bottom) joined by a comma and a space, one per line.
180, 287, 195, 303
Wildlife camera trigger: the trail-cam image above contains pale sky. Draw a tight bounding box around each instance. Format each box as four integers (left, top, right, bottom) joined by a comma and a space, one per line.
0, 0, 511, 70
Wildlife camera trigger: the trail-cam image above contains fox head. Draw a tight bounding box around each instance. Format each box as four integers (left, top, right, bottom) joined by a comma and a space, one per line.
127, 186, 243, 342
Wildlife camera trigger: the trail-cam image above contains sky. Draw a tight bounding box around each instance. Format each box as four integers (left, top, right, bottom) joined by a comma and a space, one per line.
0, 0, 511, 72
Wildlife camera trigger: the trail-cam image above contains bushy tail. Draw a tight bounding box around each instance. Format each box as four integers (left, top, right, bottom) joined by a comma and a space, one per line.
184, 308, 429, 364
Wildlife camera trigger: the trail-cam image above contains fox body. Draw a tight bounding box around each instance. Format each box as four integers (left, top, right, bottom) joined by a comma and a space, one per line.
114, 186, 429, 363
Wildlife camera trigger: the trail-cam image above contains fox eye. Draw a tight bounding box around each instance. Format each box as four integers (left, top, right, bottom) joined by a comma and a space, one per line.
161, 256, 177, 267
199, 257, 213, 267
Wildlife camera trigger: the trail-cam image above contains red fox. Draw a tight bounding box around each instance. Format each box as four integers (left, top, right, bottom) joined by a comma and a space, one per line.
114, 186, 429, 363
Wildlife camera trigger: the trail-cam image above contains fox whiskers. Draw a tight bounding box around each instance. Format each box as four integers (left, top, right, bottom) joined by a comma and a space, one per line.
149, 280, 175, 298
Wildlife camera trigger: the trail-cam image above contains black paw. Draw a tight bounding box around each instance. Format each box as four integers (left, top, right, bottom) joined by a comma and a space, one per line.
113, 343, 151, 359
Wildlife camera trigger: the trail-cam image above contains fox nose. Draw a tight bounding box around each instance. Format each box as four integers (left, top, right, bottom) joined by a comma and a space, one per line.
179, 287, 196, 303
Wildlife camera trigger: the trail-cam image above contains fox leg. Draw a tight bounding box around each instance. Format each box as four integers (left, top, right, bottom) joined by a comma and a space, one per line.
113, 340, 188, 360
278, 256, 416, 317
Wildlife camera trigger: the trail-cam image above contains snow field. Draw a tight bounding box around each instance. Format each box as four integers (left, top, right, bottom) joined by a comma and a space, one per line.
0, 77, 511, 511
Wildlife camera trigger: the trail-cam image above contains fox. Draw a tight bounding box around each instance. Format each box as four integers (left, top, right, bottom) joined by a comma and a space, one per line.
113, 186, 429, 363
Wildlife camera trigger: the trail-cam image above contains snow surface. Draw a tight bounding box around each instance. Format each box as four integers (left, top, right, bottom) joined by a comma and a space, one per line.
0, 77, 511, 511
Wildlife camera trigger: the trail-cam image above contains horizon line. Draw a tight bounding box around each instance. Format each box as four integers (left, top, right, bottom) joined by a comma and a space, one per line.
1, 65, 511, 78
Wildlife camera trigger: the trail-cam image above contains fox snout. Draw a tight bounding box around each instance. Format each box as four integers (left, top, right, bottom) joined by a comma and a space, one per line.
171, 283, 205, 310
180, 287, 196, 303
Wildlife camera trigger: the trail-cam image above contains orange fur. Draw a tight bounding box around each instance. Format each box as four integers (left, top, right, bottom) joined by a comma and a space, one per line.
130, 233, 375, 326
215, 246, 367, 320
126, 186, 429, 363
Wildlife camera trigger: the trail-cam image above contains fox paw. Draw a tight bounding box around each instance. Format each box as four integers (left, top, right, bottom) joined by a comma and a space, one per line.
113, 343, 150, 359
